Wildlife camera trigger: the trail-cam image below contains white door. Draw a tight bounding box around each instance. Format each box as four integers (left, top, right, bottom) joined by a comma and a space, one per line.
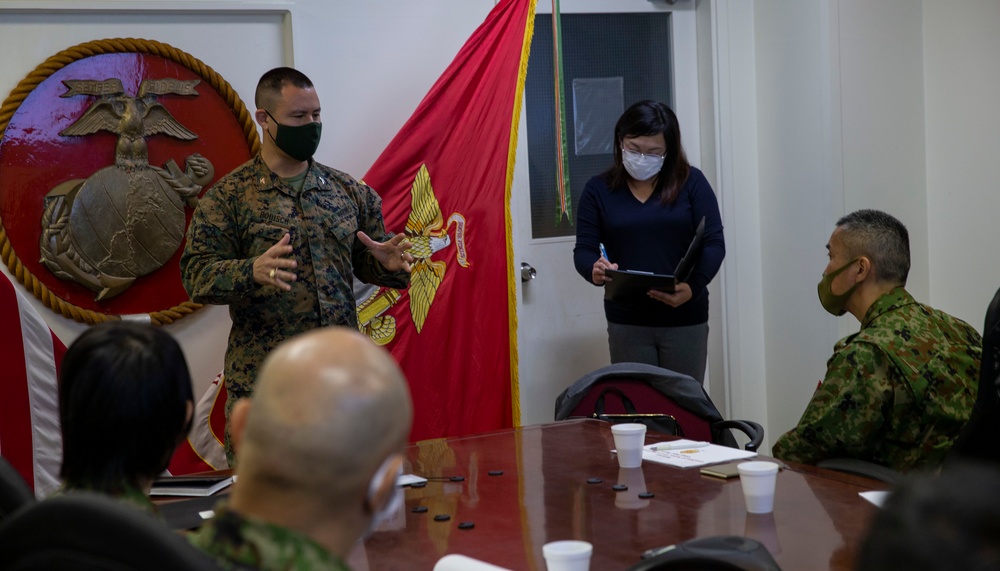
512, 118, 610, 425
512, 1, 701, 426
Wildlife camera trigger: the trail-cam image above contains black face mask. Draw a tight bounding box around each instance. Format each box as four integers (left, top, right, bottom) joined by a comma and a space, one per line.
265, 110, 322, 161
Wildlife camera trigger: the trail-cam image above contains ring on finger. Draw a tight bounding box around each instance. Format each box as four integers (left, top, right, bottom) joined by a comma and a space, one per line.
268, 268, 276, 279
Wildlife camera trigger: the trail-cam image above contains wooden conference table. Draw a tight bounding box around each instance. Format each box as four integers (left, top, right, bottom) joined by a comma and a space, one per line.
348, 419, 886, 571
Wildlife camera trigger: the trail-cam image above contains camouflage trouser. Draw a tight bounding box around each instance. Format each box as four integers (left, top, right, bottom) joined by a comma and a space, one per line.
224, 387, 252, 468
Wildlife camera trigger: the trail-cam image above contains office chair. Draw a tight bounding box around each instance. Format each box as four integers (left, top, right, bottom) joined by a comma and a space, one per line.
815, 458, 902, 485
0, 454, 35, 522
948, 283, 1000, 464
554, 362, 764, 451
0, 492, 227, 571
627, 536, 782, 571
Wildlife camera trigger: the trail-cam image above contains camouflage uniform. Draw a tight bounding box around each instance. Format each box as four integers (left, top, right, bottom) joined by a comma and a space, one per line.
54, 485, 158, 516
187, 501, 350, 571
772, 287, 981, 473
119, 486, 159, 515
181, 155, 409, 459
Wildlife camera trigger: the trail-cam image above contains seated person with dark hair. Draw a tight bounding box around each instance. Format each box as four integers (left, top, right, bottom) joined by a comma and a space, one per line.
59, 321, 194, 511
772, 209, 981, 473
856, 461, 1000, 571
188, 326, 413, 571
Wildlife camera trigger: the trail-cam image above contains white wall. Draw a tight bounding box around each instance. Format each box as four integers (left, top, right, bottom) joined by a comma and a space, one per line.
697, 0, 729, 414
923, 0, 1000, 328
837, 0, 929, 303
751, 0, 842, 447
289, 1, 494, 178
705, 0, 771, 444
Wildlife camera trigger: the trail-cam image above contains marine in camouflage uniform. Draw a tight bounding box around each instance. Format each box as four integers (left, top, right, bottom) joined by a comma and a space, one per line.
181, 154, 409, 459
772, 287, 982, 472
188, 501, 350, 571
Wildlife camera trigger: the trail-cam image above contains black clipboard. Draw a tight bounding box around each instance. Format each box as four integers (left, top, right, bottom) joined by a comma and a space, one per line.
603, 217, 706, 301
604, 269, 678, 298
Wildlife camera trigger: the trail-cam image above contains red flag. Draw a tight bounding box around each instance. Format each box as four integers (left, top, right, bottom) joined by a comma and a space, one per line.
0, 271, 65, 496
362, 0, 536, 440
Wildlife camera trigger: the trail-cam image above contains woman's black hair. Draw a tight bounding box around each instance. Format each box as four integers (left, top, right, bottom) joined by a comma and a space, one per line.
59, 321, 194, 494
604, 100, 690, 204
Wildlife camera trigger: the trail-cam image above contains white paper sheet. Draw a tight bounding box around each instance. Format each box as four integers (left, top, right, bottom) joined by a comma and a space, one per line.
638, 440, 757, 468
859, 490, 890, 508
398, 473, 429, 486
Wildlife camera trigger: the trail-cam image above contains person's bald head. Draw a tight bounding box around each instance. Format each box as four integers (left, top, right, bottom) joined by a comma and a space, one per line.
233, 327, 413, 507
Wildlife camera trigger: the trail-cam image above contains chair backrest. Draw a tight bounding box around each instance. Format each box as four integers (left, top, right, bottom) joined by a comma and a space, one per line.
0, 454, 35, 522
567, 379, 715, 442
0, 492, 226, 571
554, 362, 765, 449
627, 536, 782, 571
949, 284, 1000, 463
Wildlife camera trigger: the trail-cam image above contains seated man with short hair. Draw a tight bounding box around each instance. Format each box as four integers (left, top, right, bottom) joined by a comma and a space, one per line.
772, 209, 981, 473
187, 326, 413, 571
58, 322, 194, 511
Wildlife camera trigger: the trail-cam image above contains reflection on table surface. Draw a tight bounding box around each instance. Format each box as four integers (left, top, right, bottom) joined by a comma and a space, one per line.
354, 419, 886, 571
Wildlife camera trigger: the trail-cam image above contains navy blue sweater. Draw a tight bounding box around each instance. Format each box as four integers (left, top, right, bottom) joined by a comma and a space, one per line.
573, 167, 725, 327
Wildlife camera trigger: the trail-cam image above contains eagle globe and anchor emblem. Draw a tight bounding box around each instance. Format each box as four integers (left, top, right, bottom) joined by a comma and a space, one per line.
39, 77, 214, 300
357, 163, 469, 344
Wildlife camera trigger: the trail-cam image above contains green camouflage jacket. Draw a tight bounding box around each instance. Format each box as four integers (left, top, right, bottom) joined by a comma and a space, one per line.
187, 502, 350, 571
120, 485, 159, 515
772, 287, 981, 472
55, 484, 158, 512
181, 154, 409, 404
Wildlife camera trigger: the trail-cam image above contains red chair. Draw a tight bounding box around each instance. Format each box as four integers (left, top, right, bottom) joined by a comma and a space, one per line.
554, 362, 763, 451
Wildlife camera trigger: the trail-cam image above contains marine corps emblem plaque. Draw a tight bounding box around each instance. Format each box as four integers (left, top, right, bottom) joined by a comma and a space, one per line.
0, 38, 259, 324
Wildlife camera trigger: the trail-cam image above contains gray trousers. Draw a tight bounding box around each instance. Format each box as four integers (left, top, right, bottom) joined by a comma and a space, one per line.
607, 322, 709, 385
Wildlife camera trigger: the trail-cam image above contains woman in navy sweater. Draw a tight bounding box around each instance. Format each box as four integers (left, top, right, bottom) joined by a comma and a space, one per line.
573, 100, 725, 384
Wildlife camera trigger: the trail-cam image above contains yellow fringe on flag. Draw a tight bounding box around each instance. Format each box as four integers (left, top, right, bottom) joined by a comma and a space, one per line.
506, 0, 537, 427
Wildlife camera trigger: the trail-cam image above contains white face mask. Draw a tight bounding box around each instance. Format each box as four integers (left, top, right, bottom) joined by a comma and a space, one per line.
622, 148, 664, 181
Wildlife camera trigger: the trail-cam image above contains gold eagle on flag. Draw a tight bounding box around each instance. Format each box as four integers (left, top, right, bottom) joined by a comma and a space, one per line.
405, 163, 468, 332
355, 163, 469, 342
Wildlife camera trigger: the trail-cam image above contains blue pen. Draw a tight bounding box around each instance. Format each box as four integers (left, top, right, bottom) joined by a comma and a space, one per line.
599, 243, 610, 261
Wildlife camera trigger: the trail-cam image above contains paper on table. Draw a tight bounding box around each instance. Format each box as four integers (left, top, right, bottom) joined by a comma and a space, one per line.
434, 554, 513, 571
641, 440, 757, 468
859, 490, 890, 508
398, 474, 428, 486
149, 474, 235, 497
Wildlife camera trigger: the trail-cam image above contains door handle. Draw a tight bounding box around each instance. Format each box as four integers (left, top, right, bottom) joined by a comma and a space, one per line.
520, 262, 537, 283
